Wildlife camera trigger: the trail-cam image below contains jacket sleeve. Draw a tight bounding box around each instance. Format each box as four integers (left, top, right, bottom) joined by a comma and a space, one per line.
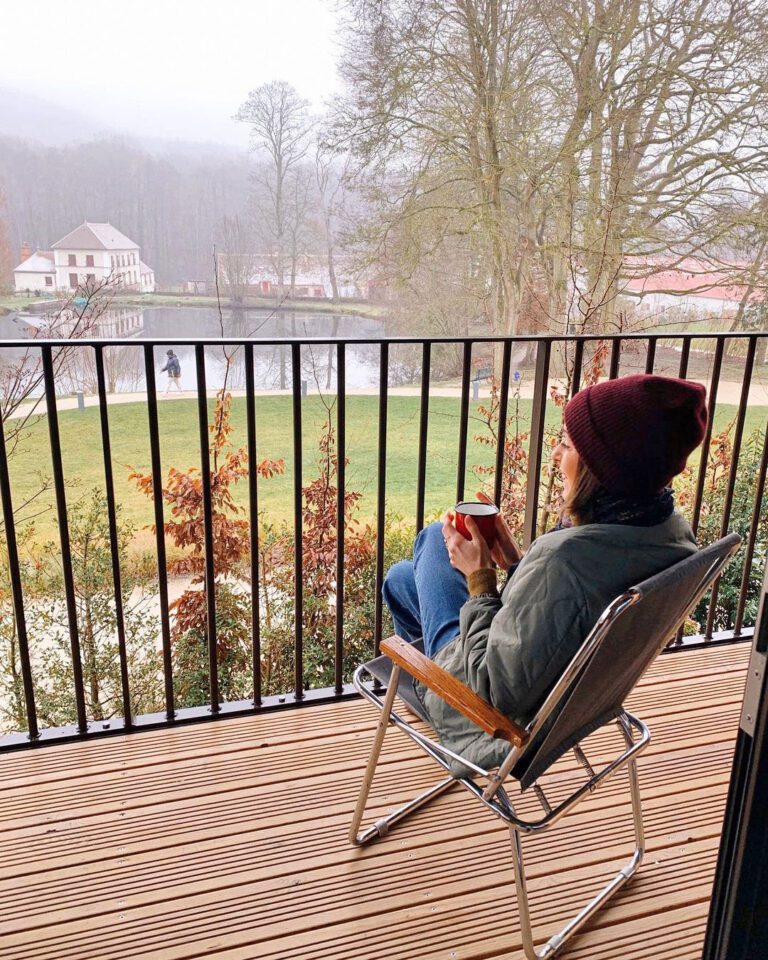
458, 543, 589, 725
160, 361, 169, 372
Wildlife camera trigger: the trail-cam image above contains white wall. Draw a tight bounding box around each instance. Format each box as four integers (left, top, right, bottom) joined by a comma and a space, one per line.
55, 247, 141, 290
14, 270, 55, 292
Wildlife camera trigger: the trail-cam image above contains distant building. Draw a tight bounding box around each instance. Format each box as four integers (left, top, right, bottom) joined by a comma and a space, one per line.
14, 222, 155, 294
622, 258, 754, 317
219, 253, 387, 300
13, 246, 55, 292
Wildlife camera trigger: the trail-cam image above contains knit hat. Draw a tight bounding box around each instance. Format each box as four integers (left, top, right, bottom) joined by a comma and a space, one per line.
563, 374, 707, 497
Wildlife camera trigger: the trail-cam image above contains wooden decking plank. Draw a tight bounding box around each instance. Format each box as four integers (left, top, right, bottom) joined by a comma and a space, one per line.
0, 779, 731, 935
0, 645, 748, 789
0, 687, 741, 832
0, 645, 748, 960
0, 839, 719, 959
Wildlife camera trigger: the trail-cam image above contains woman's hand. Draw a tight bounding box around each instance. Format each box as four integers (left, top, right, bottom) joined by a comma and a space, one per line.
442, 512, 492, 577
476, 491, 523, 568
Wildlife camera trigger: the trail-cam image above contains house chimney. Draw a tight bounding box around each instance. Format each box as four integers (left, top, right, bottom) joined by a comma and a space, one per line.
20, 241, 32, 263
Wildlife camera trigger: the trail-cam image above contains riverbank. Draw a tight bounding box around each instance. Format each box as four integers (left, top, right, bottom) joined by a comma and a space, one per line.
0, 291, 390, 320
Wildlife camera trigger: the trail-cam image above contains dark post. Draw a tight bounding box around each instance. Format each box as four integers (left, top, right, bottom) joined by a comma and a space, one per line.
195, 345, 219, 712
522, 340, 551, 548
703, 556, 768, 959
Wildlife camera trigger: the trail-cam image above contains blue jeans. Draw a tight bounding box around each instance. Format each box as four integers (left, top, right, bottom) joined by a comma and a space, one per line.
382, 521, 469, 658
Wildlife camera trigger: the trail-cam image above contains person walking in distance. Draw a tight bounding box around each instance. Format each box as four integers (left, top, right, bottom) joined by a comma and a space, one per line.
161, 350, 182, 394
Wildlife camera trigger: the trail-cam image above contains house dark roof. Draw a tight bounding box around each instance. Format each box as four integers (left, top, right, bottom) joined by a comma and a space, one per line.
52, 222, 138, 251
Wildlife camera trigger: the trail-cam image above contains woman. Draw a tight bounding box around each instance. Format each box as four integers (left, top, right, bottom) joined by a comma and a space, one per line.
382, 374, 707, 772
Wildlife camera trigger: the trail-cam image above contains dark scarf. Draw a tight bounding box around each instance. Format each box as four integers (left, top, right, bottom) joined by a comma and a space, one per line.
555, 486, 675, 530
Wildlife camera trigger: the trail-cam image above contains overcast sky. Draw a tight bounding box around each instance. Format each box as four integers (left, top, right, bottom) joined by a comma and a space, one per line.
0, 0, 342, 147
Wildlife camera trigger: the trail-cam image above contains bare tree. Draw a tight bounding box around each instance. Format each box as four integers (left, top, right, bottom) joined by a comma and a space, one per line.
235, 82, 313, 292
0, 185, 14, 293
217, 214, 257, 303
314, 143, 354, 302
334, 0, 768, 336
285, 163, 316, 298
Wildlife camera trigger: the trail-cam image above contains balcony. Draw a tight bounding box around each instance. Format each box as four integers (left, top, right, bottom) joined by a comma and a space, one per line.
0, 642, 749, 959
0, 331, 764, 958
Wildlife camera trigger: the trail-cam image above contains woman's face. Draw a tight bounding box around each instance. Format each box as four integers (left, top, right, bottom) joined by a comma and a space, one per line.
553, 428, 580, 498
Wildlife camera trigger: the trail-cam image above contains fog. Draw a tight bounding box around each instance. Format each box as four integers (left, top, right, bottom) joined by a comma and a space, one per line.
0, 0, 340, 146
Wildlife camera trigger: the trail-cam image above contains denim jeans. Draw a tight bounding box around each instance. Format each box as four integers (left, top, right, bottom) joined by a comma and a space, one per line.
381, 521, 469, 658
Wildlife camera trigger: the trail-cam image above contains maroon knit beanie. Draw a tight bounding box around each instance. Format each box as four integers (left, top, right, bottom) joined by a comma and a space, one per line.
563, 374, 707, 497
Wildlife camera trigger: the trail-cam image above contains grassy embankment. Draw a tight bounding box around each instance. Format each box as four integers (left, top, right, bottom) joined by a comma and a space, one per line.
7, 394, 767, 550
0, 291, 389, 318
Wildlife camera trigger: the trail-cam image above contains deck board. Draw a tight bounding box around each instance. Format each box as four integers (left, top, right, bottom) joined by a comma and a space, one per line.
0, 643, 750, 960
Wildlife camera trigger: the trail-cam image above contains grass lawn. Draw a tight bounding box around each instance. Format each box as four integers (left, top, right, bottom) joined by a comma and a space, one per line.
7, 394, 767, 549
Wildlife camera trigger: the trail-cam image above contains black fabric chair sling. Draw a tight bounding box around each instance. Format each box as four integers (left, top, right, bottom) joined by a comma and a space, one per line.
349, 534, 741, 960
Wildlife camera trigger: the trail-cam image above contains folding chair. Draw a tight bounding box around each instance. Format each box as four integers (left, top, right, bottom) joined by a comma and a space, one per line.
349, 534, 741, 959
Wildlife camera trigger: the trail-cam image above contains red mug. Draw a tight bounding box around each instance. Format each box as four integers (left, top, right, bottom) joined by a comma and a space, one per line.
453, 501, 499, 548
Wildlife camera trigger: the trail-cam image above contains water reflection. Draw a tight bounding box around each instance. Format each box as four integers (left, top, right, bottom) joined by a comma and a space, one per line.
3, 305, 392, 394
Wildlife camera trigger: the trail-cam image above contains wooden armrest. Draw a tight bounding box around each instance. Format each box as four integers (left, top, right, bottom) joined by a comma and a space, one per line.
381, 635, 529, 748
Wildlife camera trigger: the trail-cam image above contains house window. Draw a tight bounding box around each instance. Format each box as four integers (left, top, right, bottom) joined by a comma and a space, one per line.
86, 255, 94, 267
69, 273, 78, 288
86, 273, 95, 283
68, 254, 76, 266
45, 276, 53, 286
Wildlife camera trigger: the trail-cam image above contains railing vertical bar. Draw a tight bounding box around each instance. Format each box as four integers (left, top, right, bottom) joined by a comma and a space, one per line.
95, 346, 132, 727
245, 344, 261, 707
291, 343, 304, 700
374, 342, 389, 658
522, 341, 551, 548
416, 342, 431, 533
678, 339, 691, 378
571, 340, 584, 397
195, 346, 219, 711
143, 345, 175, 718
735, 417, 768, 637
42, 346, 87, 732
673, 337, 726, 646
493, 340, 512, 507
335, 343, 346, 695
456, 341, 473, 502
608, 338, 621, 379
691, 338, 725, 536
645, 337, 657, 374
704, 337, 757, 639
0, 407, 38, 739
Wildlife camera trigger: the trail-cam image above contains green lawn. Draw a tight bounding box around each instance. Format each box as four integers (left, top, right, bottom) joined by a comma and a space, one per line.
7, 394, 767, 549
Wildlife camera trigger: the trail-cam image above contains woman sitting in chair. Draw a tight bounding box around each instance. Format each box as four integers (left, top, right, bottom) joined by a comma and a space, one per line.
382, 374, 708, 771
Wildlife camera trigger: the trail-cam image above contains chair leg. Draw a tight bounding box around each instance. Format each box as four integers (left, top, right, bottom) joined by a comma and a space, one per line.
349, 664, 458, 845
508, 768, 646, 959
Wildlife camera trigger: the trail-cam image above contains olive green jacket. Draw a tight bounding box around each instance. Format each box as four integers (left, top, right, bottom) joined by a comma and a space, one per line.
418, 512, 698, 775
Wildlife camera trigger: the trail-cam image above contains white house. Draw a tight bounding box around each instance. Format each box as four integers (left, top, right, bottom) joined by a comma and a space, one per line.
14, 222, 156, 293
13, 249, 56, 292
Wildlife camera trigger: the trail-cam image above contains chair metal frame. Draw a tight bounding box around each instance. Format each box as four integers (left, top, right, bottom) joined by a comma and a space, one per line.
349, 542, 740, 959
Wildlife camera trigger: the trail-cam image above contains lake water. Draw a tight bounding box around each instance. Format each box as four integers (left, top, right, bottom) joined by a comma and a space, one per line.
2, 305, 397, 394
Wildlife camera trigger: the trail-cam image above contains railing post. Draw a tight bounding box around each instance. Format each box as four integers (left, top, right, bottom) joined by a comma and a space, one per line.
522, 340, 551, 549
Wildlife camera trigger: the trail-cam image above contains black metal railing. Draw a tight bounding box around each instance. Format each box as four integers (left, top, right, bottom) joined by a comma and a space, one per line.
0, 331, 765, 750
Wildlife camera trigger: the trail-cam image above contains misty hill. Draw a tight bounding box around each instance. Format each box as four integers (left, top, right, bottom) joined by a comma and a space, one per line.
0, 87, 114, 146
0, 88, 246, 162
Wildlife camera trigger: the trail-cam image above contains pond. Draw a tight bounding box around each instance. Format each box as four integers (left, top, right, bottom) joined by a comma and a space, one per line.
2, 305, 398, 394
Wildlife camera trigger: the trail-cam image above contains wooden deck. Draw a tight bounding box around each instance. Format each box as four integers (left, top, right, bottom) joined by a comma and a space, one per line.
0, 643, 749, 960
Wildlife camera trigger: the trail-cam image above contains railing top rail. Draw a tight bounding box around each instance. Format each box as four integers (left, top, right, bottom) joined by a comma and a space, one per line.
0, 331, 765, 349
